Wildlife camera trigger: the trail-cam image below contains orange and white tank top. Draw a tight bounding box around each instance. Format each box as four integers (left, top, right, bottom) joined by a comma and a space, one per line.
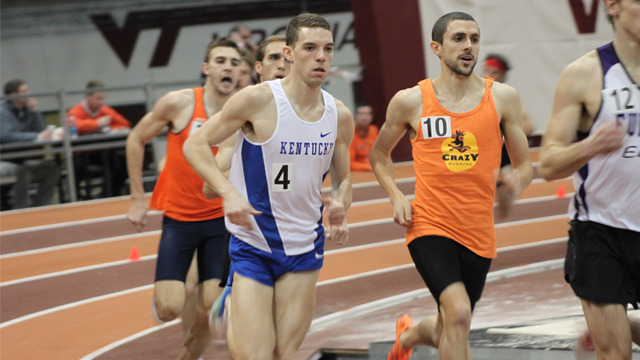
150, 87, 224, 221
406, 78, 502, 258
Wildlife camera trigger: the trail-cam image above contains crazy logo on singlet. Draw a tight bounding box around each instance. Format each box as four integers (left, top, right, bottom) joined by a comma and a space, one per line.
420, 115, 480, 172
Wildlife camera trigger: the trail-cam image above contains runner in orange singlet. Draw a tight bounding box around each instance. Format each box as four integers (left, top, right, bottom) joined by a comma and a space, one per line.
126, 38, 241, 360
371, 12, 532, 360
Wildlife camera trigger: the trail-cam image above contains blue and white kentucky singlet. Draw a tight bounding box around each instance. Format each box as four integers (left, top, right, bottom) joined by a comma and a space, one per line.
225, 79, 338, 255
569, 42, 640, 231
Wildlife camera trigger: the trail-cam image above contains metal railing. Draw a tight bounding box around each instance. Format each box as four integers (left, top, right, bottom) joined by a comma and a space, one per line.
0, 79, 201, 202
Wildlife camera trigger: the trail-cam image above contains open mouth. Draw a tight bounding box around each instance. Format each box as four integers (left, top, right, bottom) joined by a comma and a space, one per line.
275, 74, 285, 79
221, 76, 233, 84
460, 54, 474, 62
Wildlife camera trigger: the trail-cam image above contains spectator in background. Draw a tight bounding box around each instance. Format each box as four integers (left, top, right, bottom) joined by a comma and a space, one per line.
68, 81, 131, 197
67, 80, 131, 135
229, 24, 258, 56
349, 104, 378, 171
482, 54, 534, 217
482, 54, 534, 137
236, 49, 255, 91
0, 79, 60, 208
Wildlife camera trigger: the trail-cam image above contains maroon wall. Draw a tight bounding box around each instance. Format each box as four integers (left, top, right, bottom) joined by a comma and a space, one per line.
350, 0, 426, 161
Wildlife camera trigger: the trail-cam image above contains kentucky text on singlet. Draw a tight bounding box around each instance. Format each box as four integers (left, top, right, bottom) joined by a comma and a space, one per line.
225, 79, 338, 256
150, 87, 224, 221
569, 42, 640, 231
406, 78, 503, 258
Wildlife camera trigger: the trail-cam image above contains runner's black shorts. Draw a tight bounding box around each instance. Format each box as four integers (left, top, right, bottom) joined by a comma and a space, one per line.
565, 220, 640, 309
408, 235, 492, 311
155, 215, 227, 283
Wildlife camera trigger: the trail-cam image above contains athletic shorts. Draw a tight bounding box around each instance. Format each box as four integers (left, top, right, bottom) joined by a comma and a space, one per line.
155, 215, 227, 283
408, 235, 492, 311
228, 235, 323, 287
565, 220, 640, 309
218, 232, 232, 288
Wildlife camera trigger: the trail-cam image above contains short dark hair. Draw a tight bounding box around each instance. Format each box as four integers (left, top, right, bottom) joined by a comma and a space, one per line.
256, 35, 286, 63
484, 53, 511, 72
86, 80, 104, 95
285, 13, 331, 47
204, 37, 240, 62
431, 12, 477, 44
4, 79, 25, 96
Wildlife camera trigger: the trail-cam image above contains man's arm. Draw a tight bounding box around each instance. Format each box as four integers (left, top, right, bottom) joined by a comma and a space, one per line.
494, 83, 533, 194
539, 54, 625, 180
0, 107, 40, 143
125, 92, 184, 230
370, 87, 420, 227
201, 112, 237, 199
324, 100, 354, 245
183, 86, 266, 229
68, 105, 100, 134
106, 106, 132, 129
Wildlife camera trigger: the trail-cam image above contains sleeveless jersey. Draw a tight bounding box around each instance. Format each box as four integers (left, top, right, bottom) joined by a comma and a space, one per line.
569, 42, 640, 231
406, 78, 503, 258
225, 80, 338, 256
150, 87, 224, 221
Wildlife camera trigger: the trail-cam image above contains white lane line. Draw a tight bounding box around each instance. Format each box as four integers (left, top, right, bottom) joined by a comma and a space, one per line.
1, 236, 568, 289
315, 237, 567, 287
0, 284, 153, 329
0, 210, 163, 236
308, 258, 564, 333
0, 165, 556, 236
0, 230, 161, 259
1, 194, 570, 259
0, 213, 570, 286
78, 319, 182, 360
0, 255, 157, 288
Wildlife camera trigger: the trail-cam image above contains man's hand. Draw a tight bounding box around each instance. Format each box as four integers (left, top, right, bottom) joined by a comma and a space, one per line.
223, 190, 261, 230
588, 120, 625, 155
97, 115, 112, 129
323, 195, 348, 245
495, 165, 520, 218
392, 195, 412, 227
127, 200, 149, 232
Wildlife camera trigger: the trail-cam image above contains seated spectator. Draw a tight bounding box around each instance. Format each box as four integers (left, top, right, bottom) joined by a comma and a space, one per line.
67, 80, 131, 135
67, 81, 131, 198
349, 104, 378, 171
0, 79, 60, 208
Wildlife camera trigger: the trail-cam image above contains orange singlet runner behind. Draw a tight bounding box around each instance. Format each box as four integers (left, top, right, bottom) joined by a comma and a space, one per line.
151, 87, 224, 221
406, 77, 502, 258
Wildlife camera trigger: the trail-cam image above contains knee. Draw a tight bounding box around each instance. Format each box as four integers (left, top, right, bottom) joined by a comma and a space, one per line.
442, 302, 472, 329
153, 298, 182, 322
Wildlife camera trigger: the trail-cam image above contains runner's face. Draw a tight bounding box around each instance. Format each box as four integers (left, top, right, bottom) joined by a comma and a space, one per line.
355, 106, 373, 128
286, 27, 334, 86
441, 20, 480, 77
614, 0, 640, 41
203, 46, 241, 95
237, 61, 253, 89
483, 65, 506, 82
257, 41, 290, 82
